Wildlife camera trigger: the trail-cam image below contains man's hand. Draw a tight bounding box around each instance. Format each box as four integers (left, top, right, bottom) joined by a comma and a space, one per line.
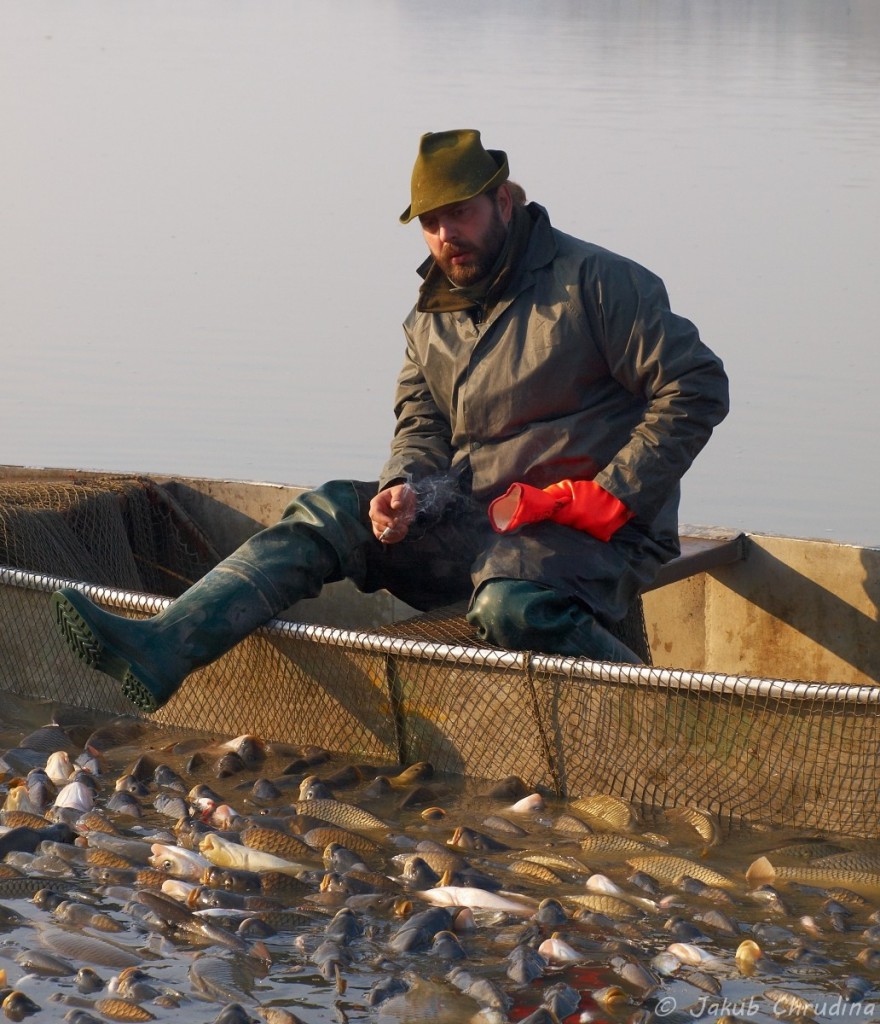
370, 483, 417, 543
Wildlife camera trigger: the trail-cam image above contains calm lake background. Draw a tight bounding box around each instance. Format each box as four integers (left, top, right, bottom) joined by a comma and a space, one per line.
2, 1, 879, 548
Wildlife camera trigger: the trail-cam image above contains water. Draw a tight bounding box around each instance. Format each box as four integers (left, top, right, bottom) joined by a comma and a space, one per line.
2, 1, 879, 548
3, 693, 880, 1024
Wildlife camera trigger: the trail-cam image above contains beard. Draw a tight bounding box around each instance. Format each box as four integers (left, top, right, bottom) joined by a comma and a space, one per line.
435, 202, 509, 287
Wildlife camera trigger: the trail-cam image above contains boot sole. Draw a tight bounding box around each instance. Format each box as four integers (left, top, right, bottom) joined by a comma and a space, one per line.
51, 592, 164, 713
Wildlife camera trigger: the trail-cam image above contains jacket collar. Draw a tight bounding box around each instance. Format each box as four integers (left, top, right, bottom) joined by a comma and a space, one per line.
414, 203, 556, 317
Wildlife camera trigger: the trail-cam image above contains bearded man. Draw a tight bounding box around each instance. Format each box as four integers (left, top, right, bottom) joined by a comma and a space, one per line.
51, 129, 730, 712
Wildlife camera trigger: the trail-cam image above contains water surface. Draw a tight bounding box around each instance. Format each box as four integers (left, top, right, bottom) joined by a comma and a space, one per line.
2, 1, 879, 547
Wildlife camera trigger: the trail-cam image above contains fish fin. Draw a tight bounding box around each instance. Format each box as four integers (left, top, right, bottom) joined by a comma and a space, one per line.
745, 855, 776, 886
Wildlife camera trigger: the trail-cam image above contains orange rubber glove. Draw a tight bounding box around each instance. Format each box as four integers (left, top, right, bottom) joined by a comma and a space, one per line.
488, 479, 633, 542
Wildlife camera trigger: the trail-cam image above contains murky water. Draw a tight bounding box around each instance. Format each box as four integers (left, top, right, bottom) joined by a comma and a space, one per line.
1, 2, 879, 548
3, 693, 880, 1023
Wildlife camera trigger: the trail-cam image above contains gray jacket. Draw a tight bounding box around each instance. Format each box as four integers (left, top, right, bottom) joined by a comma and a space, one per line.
380, 202, 729, 571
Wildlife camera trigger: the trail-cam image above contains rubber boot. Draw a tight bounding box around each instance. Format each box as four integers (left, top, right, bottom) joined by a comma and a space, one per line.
467, 578, 642, 664
51, 481, 370, 712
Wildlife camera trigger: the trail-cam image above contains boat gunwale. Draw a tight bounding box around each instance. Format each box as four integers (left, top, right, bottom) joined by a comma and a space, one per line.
3, 563, 876, 706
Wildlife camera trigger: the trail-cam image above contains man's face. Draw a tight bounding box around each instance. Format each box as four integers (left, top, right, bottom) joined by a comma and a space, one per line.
419, 188, 512, 287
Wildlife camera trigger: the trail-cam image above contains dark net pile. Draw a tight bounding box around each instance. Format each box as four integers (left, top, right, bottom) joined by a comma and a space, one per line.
1, 477, 878, 837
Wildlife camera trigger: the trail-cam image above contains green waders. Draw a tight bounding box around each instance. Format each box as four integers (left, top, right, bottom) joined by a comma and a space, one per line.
51, 481, 370, 712
467, 578, 642, 664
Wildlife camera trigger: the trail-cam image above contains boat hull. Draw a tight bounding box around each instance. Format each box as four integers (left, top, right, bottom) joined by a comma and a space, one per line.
1, 466, 878, 835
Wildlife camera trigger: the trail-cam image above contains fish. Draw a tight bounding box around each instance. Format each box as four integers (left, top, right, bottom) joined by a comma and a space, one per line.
593, 985, 629, 1008
746, 856, 880, 899
811, 850, 880, 872
507, 793, 545, 814
0, 821, 76, 857
447, 965, 511, 1012
0, 809, 51, 829
149, 842, 211, 880
53, 777, 96, 812
568, 794, 637, 831
75, 966, 105, 993
763, 988, 817, 1018
93, 997, 156, 1021
2, 784, 40, 815
665, 806, 722, 847
553, 812, 594, 835
581, 833, 659, 857
293, 799, 387, 831
534, 897, 568, 926
0, 874, 78, 899
303, 825, 383, 860
83, 831, 153, 864
611, 955, 661, 996
586, 872, 657, 909
520, 852, 590, 875
136, 890, 248, 953
481, 814, 528, 836
77, 810, 124, 835
215, 733, 266, 769
568, 892, 647, 919
508, 860, 565, 885
0, 991, 41, 1019
448, 825, 510, 853
14, 947, 77, 976
415, 886, 536, 915
199, 832, 311, 875
51, 898, 125, 932
106, 966, 164, 1001
506, 942, 547, 983
240, 825, 313, 862
666, 941, 720, 965
393, 848, 470, 877
45, 750, 75, 784
685, 969, 723, 996
385, 760, 434, 787
627, 855, 735, 888
39, 926, 142, 968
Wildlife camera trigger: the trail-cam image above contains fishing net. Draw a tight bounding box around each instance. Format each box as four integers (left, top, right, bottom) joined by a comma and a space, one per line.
1, 475, 878, 837
0, 476, 219, 595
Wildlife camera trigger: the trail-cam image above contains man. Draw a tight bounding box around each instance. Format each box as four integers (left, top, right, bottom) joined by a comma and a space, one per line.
51, 129, 729, 713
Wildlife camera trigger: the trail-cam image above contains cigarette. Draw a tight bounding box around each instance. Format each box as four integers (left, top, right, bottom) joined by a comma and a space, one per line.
379, 482, 415, 543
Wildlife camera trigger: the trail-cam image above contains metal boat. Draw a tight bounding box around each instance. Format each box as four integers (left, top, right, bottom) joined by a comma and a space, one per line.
1, 465, 877, 836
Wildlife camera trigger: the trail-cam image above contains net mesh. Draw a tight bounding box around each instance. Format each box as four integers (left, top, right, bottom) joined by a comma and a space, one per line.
0, 476, 220, 595
1, 477, 878, 837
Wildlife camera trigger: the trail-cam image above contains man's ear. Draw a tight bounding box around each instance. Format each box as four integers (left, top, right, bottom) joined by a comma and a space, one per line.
496, 183, 514, 224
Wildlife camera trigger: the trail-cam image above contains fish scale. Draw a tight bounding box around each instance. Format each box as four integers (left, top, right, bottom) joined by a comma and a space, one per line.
508, 860, 565, 885
569, 795, 637, 831
566, 892, 647, 919
304, 826, 383, 860
747, 855, 880, 898
811, 851, 880, 872
626, 854, 734, 888
0, 810, 51, 829
294, 799, 387, 831
581, 833, 659, 857
519, 852, 591, 875
240, 825, 313, 861
94, 997, 156, 1022
40, 926, 142, 968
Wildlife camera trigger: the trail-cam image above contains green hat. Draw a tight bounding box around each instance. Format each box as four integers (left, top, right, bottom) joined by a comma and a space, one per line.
400, 129, 509, 224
